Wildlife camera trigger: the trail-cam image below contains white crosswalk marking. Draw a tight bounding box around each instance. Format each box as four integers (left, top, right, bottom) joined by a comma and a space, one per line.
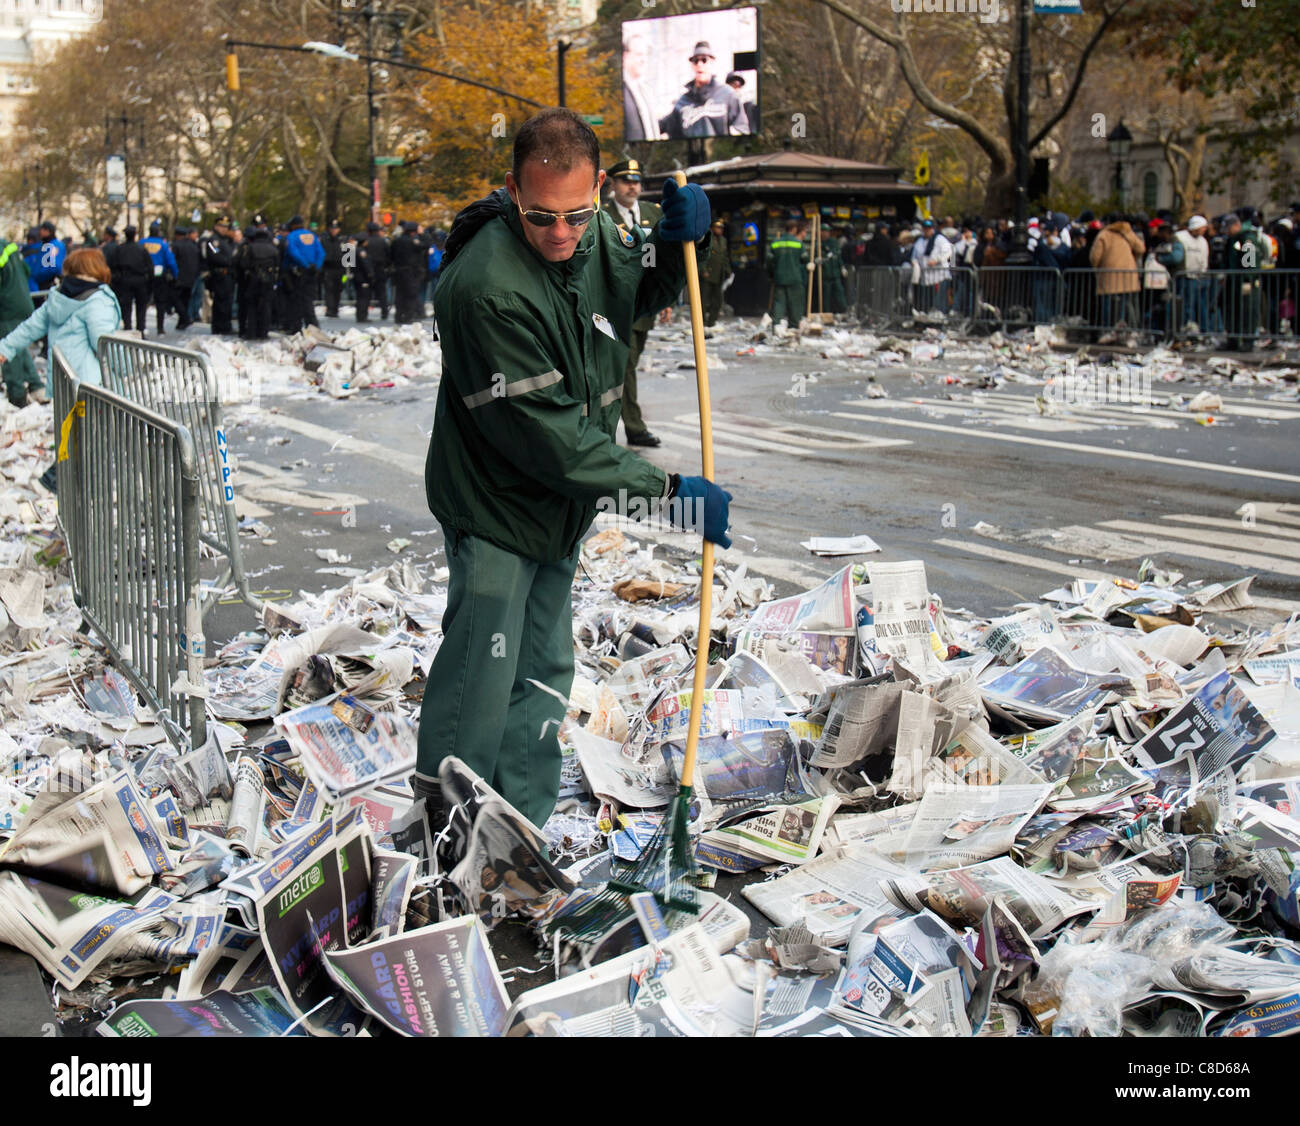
976, 391, 1181, 429
829, 410, 1300, 485
1017, 520, 1300, 580
1213, 395, 1300, 420
1100, 518, 1300, 564
1159, 514, 1300, 542
664, 412, 910, 459
932, 536, 1300, 615
844, 396, 1108, 433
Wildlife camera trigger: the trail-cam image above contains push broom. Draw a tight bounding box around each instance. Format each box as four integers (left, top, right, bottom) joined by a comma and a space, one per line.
545, 171, 717, 943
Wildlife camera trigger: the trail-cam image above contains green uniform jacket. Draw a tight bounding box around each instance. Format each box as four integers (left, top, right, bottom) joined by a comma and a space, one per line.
427, 202, 692, 563
602, 198, 663, 332
701, 235, 730, 285
767, 237, 807, 286
0, 244, 36, 387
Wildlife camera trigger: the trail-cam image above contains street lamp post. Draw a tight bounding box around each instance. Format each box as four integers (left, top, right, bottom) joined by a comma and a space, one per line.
557, 38, 571, 108
1107, 119, 1132, 208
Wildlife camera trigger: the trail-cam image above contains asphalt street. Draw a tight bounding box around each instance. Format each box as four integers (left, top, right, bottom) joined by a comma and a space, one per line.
196, 312, 1300, 646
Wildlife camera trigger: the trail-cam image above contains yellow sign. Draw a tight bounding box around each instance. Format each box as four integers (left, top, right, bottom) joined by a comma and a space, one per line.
913, 151, 932, 221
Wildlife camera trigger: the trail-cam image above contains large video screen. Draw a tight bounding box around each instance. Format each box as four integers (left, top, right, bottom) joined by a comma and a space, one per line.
622, 7, 760, 142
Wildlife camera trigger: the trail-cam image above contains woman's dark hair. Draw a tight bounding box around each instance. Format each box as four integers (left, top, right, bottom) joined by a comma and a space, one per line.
512, 107, 601, 187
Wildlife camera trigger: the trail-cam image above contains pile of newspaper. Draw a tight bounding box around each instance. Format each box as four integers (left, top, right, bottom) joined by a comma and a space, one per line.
187, 321, 441, 404
546, 545, 1300, 1037
4, 377, 1300, 1035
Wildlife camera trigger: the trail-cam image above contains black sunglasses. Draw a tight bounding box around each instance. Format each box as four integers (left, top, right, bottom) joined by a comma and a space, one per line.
515, 200, 596, 229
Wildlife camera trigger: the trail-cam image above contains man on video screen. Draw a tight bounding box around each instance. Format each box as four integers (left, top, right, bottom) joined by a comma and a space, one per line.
659, 41, 749, 139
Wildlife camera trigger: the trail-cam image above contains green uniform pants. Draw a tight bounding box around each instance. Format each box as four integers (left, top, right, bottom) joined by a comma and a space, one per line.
621, 326, 650, 438
772, 284, 804, 326
701, 282, 723, 327
823, 274, 847, 314
0, 320, 38, 404
416, 530, 579, 829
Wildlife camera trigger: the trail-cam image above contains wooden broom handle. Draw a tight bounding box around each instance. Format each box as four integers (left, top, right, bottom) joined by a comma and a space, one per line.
673, 170, 713, 793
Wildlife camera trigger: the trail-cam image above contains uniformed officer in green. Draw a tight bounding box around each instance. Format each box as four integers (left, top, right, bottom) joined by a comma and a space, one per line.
700, 218, 731, 327
601, 158, 663, 447
767, 221, 809, 328
821, 227, 847, 314
0, 240, 38, 406
415, 109, 733, 836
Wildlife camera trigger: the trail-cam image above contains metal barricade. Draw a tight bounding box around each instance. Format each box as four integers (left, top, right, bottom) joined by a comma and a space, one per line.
1054, 268, 1298, 345
852, 265, 978, 325
96, 333, 262, 618
972, 266, 1064, 331
52, 347, 207, 750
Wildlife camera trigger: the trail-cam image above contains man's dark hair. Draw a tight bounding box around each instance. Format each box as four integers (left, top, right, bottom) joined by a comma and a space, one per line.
512, 107, 601, 186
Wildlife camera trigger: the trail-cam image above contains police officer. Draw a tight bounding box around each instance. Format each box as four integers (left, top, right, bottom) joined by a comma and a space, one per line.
355, 221, 391, 322
321, 218, 346, 318
140, 220, 180, 335
170, 226, 200, 330
766, 221, 808, 328
280, 214, 325, 333
99, 227, 119, 271
601, 158, 663, 447
390, 219, 426, 324
203, 217, 237, 336
700, 217, 731, 327
235, 216, 279, 340
110, 225, 153, 332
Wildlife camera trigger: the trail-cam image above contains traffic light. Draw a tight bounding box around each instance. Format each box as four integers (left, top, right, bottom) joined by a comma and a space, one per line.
225, 50, 240, 92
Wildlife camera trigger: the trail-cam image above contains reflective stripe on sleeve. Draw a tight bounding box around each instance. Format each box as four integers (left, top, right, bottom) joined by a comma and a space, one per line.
462, 368, 564, 410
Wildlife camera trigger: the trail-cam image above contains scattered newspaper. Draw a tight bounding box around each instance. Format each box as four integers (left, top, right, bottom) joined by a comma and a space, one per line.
823, 803, 921, 851
896, 782, 1054, 871
745, 564, 859, 634
226, 756, 266, 858
743, 841, 910, 945
1133, 669, 1276, 786
324, 915, 510, 1036
505, 922, 752, 1037
570, 728, 674, 808
883, 855, 1098, 939
840, 909, 978, 1035
97, 988, 303, 1037
1243, 649, 1300, 686
979, 646, 1124, 723
799, 534, 881, 557
274, 696, 419, 802
699, 795, 839, 866
252, 815, 372, 1036
866, 560, 944, 679
977, 605, 1066, 662
660, 728, 809, 832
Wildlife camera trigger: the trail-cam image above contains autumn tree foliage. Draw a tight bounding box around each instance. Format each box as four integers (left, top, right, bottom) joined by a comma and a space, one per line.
399, 2, 619, 223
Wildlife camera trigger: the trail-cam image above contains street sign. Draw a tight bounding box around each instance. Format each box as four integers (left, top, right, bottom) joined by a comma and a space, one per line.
581, 115, 603, 125
106, 154, 126, 203
1034, 0, 1082, 11
374, 156, 403, 166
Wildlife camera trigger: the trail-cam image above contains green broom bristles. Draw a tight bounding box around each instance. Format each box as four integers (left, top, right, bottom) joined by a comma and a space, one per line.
543, 787, 699, 946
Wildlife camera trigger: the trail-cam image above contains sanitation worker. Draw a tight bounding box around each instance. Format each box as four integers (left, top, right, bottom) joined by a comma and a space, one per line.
413, 108, 732, 841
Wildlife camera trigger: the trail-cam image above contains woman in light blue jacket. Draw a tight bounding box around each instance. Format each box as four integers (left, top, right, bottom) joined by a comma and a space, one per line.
0, 246, 122, 394
0, 247, 121, 492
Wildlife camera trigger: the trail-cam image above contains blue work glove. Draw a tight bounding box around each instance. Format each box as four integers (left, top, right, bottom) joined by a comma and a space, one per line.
669, 475, 732, 548
659, 178, 712, 243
